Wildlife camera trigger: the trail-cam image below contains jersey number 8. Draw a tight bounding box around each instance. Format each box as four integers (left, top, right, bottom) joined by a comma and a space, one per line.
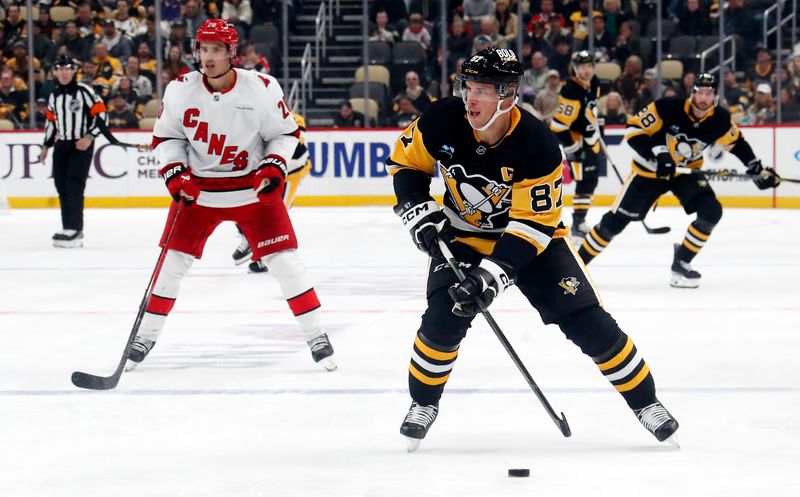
530, 177, 563, 213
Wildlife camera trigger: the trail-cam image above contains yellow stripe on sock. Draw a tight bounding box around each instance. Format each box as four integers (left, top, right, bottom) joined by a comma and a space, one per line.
409, 364, 450, 386
414, 336, 458, 361
682, 239, 702, 253
688, 224, 710, 240
597, 337, 633, 371
615, 364, 651, 392
582, 241, 600, 256
590, 230, 610, 246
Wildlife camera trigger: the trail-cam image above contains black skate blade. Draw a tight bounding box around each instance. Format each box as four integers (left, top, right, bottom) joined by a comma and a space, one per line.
71, 370, 121, 390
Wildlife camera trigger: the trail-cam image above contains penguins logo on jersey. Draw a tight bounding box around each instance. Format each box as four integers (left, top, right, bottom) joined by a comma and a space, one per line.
558, 277, 580, 296
440, 163, 511, 229
666, 133, 705, 166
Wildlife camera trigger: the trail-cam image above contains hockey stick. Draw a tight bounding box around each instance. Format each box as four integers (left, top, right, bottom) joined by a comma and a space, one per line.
436, 240, 572, 438
598, 139, 671, 234
96, 120, 153, 152
676, 167, 798, 184
71, 203, 183, 390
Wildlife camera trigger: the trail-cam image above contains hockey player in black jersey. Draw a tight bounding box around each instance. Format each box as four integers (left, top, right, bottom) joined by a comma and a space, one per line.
577, 73, 780, 288
388, 47, 679, 451
550, 50, 602, 240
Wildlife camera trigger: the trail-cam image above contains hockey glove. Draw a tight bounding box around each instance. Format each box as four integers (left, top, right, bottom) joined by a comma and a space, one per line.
254, 154, 288, 201
448, 258, 513, 317
655, 152, 675, 180
394, 198, 454, 259
160, 163, 200, 205
565, 146, 584, 164
746, 159, 780, 190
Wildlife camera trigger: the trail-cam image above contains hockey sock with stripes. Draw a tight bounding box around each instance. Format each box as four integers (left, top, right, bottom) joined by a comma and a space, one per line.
676, 220, 713, 263
593, 334, 657, 410
408, 331, 459, 406
579, 224, 614, 264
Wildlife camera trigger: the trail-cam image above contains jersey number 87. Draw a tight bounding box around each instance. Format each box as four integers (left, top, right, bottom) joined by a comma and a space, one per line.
530, 177, 563, 213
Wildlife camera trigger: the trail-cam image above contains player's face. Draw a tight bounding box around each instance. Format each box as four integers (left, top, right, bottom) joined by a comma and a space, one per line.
462, 80, 515, 129
199, 42, 231, 77
691, 87, 715, 111
576, 63, 594, 81
54, 65, 77, 85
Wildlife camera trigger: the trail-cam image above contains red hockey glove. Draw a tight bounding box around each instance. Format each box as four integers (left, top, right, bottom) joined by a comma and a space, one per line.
253, 154, 287, 201
159, 163, 199, 205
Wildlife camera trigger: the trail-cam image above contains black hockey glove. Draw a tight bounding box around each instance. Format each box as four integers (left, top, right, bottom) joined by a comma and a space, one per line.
394, 199, 455, 259
565, 146, 584, 164
448, 258, 514, 317
655, 152, 675, 180
746, 159, 780, 190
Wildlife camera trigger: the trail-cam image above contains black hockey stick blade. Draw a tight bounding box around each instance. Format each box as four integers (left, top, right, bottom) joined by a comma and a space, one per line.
642, 222, 670, 234
71, 369, 123, 390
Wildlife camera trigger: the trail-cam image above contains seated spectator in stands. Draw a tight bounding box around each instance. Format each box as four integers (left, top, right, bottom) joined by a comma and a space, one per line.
238, 42, 271, 74
662, 86, 678, 98
75, 3, 100, 38
0, 68, 26, 127
676, 71, 696, 100
107, 92, 140, 129
569, 0, 595, 43
403, 13, 432, 53
529, 20, 552, 58
521, 51, 551, 96
137, 41, 158, 76
771, 67, 791, 96
472, 16, 506, 54
528, 90, 559, 125
398, 70, 433, 113
371, 0, 408, 25
1, 4, 24, 42
370, 10, 399, 44
788, 51, 800, 89
447, 17, 471, 70
544, 16, 570, 47
742, 83, 776, 124
113, 0, 141, 38
184, 0, 210, 33
57, 21, 92, 62
163, 45, 191, 82
37, 6, 58, 40
34, 97, 48, 129
603, 91, 628, 124
770, 86, 800, 123
746, 47, 775, 91
529, 0, 565, 37
0, 25, 10, 61
222, 0, 253, 30
495, 0, 518, 46
167, 19, 193, 60
124, 55, 153, 100
133, 15, 157, 54
609, 21, 634, 65
32, 22, 55, 63
111, 77, 143, 116
101, 20, 134, 61
542, 69, 562, 95
614, 54, 643, 113
550, 36, 572, 78
93, 41, 123, 86
161, 0, 182, 23
333, 100, 365, 128
392, 94, 421, 128
6, 41, 41, 79
582, 12, 613, 59
601, 0, 630, 40
80, 59, 113, 99
639, 68, 667, 107
677, 0, 711, 36
722, 68, 750, 121
725, 0, 761, 53
462, 0, 495, 22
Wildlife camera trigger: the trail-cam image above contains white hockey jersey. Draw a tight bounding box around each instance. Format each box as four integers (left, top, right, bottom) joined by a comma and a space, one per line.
152, 69, 299, 208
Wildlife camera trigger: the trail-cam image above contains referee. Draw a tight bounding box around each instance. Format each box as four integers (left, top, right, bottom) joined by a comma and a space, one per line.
39, 55, 108, 248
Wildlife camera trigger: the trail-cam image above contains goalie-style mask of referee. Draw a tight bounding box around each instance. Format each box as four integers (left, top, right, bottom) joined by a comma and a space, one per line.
194, 19, 239, 80
455, 47, 523, 132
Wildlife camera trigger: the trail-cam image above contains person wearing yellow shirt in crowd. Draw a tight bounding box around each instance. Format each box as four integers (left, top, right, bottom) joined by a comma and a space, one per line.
136, 41, 158, 75
92, 41, 124, 87
6, 41, 41, 79
569, 1, 600, 43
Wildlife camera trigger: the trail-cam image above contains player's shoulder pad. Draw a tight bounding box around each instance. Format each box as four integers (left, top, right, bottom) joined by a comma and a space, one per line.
516, 108, 563, 176
559, 78, 582, 98
416, 96, 464, 145
653, 96, 683, 113
239, 68, 278, 93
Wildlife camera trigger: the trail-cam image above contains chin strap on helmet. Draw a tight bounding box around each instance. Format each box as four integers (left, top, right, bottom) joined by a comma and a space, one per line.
470, 95, 519, 132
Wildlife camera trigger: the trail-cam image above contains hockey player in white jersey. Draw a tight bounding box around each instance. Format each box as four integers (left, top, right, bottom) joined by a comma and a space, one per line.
126, 19, 336, 372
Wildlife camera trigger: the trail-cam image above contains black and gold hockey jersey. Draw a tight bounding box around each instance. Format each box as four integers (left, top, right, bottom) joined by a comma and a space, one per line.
550, 75, 601, 155
388, 97, 568, 272
625, 97, 756, 179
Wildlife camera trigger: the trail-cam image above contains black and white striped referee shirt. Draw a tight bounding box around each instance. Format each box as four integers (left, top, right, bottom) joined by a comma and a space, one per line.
44, 81, 108, 146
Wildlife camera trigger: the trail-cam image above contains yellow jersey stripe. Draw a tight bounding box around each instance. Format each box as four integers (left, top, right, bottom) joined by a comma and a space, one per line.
615, 364, 651, 392
688, 224, 710, 240
409, 364, 451, 386
415, 336, 458, 361
597, 337, 633, 371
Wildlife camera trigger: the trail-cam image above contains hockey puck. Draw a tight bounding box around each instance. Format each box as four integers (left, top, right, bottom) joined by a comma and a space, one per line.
508, 468, 530, 478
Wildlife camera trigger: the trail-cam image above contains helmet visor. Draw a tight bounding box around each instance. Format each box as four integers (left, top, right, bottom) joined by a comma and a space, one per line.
455, 76, 516, 103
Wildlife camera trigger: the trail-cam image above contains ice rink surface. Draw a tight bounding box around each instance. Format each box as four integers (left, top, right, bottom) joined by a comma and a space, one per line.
1, 206, 798, 497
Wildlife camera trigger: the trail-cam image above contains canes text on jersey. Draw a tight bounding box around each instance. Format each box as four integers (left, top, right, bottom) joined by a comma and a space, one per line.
183, 108, 249, 169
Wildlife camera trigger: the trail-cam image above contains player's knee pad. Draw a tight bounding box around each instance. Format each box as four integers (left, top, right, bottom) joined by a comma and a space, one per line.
263, 249, 312, 295
693, 194, 723, 226
556, 305, 624, 358
600, 210, 630, 236
419, 294, 471, 347
153, 250, 194, 297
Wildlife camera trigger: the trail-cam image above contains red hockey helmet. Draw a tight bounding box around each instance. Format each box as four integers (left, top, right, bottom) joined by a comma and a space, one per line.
194, 19, 239, 60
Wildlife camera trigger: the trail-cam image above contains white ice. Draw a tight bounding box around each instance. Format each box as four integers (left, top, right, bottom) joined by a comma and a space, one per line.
1, 206, 798, 497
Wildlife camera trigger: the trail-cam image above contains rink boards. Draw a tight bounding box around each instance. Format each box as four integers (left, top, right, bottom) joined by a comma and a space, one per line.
1, 125, 799, 208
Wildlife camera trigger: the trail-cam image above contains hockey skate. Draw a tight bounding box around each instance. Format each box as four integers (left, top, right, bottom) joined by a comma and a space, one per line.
670, 244, 701, 288
307, 333, 337, 372
248, 260, 269, 273
232, 236, 252, 265
400, 402, 439, 452
570, 220, 590, 242
125, 337, 155, 371
634, 401, 679, 445
52, 230, 83, 248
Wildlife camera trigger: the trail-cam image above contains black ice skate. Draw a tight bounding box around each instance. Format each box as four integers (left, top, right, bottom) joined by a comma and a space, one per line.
52, 230, 83, 248
400, 402, 439, 452
670, 244, 701, 288
307, 333, 336, 372
248, 260, 269, 273
125, 337, 155, 371
232, 236, 252, 265
570, 219, 590, 241
634, 401, 679, 445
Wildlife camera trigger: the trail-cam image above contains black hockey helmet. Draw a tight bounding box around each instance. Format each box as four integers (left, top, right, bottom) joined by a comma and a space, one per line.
693, 73, 717, 91
459, 47, 523, 95
571, 50, 595, 67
